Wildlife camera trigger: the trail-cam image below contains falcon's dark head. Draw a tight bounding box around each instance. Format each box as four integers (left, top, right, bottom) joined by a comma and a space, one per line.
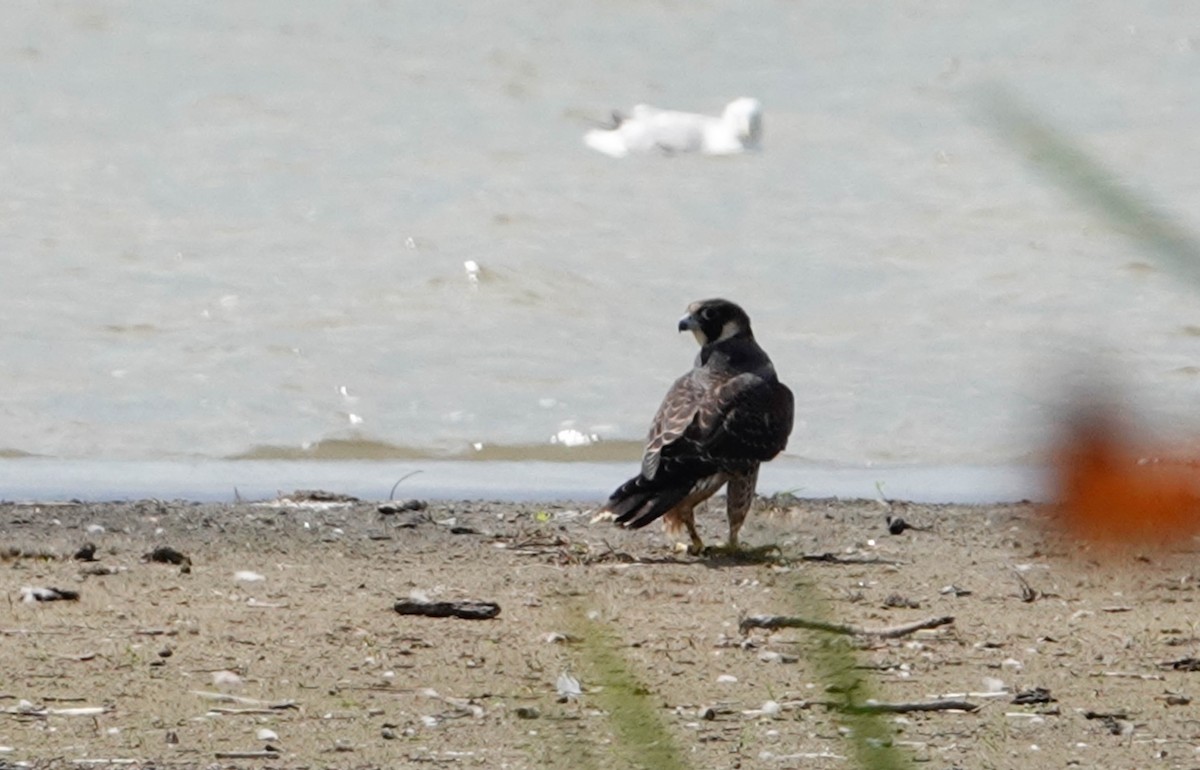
678, 298, 753, 346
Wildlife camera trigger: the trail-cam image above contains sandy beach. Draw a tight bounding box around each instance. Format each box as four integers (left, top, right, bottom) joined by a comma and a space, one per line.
2, 494, 1198, 769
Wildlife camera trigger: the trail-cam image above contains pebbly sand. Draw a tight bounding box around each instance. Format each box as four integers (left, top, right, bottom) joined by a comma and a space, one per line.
1, 494, 1198, 769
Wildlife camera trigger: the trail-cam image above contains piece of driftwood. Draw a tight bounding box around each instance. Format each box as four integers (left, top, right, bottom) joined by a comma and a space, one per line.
379, 499, 427, 514
289, 489, 359, 503
144, 546, 187, 564
740, 613, 954, 638
885, 516, 928, 535
19, 586, 79, 603
394, 600, 500, 620
144, 546, 191, 568
73, 543, 97, 561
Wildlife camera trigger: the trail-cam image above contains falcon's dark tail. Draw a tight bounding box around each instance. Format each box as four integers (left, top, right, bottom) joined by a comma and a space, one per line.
605, 473, 697, 530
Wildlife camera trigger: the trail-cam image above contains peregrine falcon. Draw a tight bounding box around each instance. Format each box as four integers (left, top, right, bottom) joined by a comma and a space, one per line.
604, 299, 794, 554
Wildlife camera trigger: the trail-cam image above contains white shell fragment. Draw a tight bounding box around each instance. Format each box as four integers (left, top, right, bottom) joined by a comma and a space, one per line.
556, 672, 582, 701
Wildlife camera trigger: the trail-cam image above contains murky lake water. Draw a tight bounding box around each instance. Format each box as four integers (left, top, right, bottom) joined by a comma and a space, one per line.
3, 3, 1200, 498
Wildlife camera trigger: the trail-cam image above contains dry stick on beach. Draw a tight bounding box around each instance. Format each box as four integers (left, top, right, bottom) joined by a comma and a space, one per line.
0, 705, 110, 714
849, 698, 980, 714
1013, 570, 1039, 602
190, 691, 297, 710
214, 751, 281, 760
2, 705, 110, 717
800, 552, 905, 565
740, 614, 954, 638
393, 600, 501, 620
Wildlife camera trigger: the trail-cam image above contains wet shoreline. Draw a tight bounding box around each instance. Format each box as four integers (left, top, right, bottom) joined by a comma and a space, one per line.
0, 457, 1047, 505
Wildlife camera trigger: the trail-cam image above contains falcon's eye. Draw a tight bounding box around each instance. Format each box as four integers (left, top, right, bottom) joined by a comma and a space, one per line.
700, 308, 715, 321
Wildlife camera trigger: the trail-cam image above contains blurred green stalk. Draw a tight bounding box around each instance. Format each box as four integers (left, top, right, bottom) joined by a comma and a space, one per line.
983, 85, 1200, 287
791, 580, 912, 770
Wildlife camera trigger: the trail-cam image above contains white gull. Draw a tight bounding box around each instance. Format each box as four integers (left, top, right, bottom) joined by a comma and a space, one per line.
583, 98, 762, 158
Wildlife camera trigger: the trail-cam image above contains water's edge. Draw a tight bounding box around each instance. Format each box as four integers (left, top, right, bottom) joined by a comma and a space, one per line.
0, 458, 1046, 505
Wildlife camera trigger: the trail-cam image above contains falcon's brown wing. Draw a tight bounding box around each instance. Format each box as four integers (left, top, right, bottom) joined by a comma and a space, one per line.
640, 371, 709, 480
701, 373, 794, 466
644, 368, 791, 480
611, 368, 788, 532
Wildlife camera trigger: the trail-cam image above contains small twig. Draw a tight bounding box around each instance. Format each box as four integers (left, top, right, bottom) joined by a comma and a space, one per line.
936, 691, 1012, 699
214, 751, 281, 760
1013, 570, 1038, 602
2, 705, 110, 717
388, 470, 423, 500
587, 539, 638, 565
851, 699, 979, 714
741, 614, 954, 638
800, 552, 904, 565
190, 691, 297, 709
245, 599, 288, 609
1094, 671, 1164, 680
420, 688, 485, 718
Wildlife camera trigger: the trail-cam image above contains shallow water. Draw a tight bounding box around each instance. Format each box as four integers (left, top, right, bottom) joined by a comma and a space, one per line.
4, 3, 1200, 474
0, 458, 1045, 505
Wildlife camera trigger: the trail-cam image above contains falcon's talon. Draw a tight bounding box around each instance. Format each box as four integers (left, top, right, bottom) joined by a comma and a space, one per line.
599, 299, 794, 558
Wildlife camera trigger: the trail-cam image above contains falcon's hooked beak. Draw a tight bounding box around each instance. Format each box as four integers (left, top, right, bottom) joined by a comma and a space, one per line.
678, 313, 705, 346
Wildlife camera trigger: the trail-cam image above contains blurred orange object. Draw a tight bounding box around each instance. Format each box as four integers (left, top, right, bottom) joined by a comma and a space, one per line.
1051, 405, 1200, 545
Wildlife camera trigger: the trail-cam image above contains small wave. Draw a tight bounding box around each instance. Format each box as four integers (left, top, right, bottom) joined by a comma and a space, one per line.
229, 438, 643, 462
229, 439, 431, 461
463, 441, 642, 462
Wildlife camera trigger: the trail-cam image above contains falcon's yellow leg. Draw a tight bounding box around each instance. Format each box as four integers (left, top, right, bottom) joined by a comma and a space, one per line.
702, 468, 780, 560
